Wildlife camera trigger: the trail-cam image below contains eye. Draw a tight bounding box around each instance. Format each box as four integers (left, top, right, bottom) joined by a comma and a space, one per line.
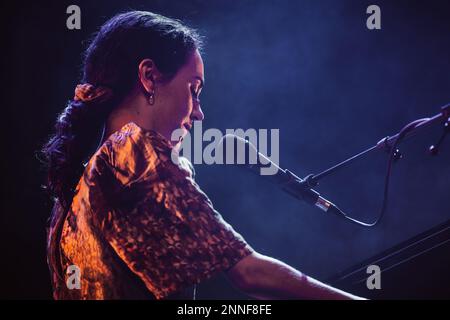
191, 86, 201, 102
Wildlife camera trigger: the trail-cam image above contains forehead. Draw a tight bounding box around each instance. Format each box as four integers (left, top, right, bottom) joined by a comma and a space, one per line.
181, 49, 204, 80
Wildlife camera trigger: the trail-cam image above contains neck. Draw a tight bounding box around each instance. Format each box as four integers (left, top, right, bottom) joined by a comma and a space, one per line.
103, 107, 135, 141
102, 90, 152, 142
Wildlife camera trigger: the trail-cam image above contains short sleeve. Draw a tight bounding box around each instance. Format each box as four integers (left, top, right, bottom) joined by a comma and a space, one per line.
91, 123, 254, 299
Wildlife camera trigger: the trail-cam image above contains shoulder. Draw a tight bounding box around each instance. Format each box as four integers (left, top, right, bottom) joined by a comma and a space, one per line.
177, 155, 195, 179
87, 122, 193, 186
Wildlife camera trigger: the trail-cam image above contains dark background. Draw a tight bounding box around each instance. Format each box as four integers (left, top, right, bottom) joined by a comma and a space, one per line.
0, 0, 449, 299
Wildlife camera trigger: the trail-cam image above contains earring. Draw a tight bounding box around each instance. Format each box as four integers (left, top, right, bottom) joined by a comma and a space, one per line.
148, 90, 155, 106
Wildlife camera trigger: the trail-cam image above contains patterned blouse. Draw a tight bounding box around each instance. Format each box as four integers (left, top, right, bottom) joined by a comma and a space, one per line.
47, 122, 253, 300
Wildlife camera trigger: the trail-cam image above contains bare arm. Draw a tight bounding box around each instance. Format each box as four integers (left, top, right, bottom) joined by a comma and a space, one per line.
226, 251, 364, 300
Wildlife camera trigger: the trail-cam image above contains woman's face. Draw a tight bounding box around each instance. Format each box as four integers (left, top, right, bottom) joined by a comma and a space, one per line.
152, 49, 205, 144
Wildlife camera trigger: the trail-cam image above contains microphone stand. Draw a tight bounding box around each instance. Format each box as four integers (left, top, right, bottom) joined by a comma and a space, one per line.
299, 103, 450, 226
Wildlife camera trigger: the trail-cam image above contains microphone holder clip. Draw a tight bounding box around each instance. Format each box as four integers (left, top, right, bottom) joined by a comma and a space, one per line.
429, 110, 450, 156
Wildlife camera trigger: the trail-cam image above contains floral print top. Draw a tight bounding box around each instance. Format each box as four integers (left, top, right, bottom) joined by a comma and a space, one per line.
47, 122, 253, 299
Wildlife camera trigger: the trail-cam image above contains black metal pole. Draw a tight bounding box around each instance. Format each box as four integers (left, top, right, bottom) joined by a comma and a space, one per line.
304, 103, 450, 188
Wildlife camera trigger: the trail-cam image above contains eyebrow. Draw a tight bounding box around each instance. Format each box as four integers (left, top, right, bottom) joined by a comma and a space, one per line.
193, 76, 204, 88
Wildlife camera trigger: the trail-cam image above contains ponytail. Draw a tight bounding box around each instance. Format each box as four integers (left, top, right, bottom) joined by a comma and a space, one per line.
42, 84, 113, 208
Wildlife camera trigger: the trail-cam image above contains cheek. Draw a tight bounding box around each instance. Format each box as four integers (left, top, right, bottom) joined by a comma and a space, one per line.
165, 97, 191, 128
176, 89, 193, 117
162, 83, 193, 122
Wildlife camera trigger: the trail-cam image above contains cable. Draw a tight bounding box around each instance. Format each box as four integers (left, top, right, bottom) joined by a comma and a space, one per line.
340, 118, 430, 227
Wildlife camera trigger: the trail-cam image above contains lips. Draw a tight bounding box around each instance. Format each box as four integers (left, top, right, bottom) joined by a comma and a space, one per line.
183, 123, 192, 131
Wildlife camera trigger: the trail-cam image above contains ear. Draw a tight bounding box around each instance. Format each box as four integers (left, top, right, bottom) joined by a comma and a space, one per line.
137, 59, 163, 94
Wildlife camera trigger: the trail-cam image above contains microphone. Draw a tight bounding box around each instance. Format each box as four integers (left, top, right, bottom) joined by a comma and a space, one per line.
219, 134, 347, 218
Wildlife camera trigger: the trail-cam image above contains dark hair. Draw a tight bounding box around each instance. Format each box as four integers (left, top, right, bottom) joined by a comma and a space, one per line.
42, 11, 203, 208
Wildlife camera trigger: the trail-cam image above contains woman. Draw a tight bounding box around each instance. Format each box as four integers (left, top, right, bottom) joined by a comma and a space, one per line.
43, 10, 361, 300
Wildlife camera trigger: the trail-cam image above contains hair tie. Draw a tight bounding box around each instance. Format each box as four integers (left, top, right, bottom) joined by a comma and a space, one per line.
73, 83, 113, 103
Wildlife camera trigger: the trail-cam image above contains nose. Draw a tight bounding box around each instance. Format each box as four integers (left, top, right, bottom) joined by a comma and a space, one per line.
191, 102, 204, 122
